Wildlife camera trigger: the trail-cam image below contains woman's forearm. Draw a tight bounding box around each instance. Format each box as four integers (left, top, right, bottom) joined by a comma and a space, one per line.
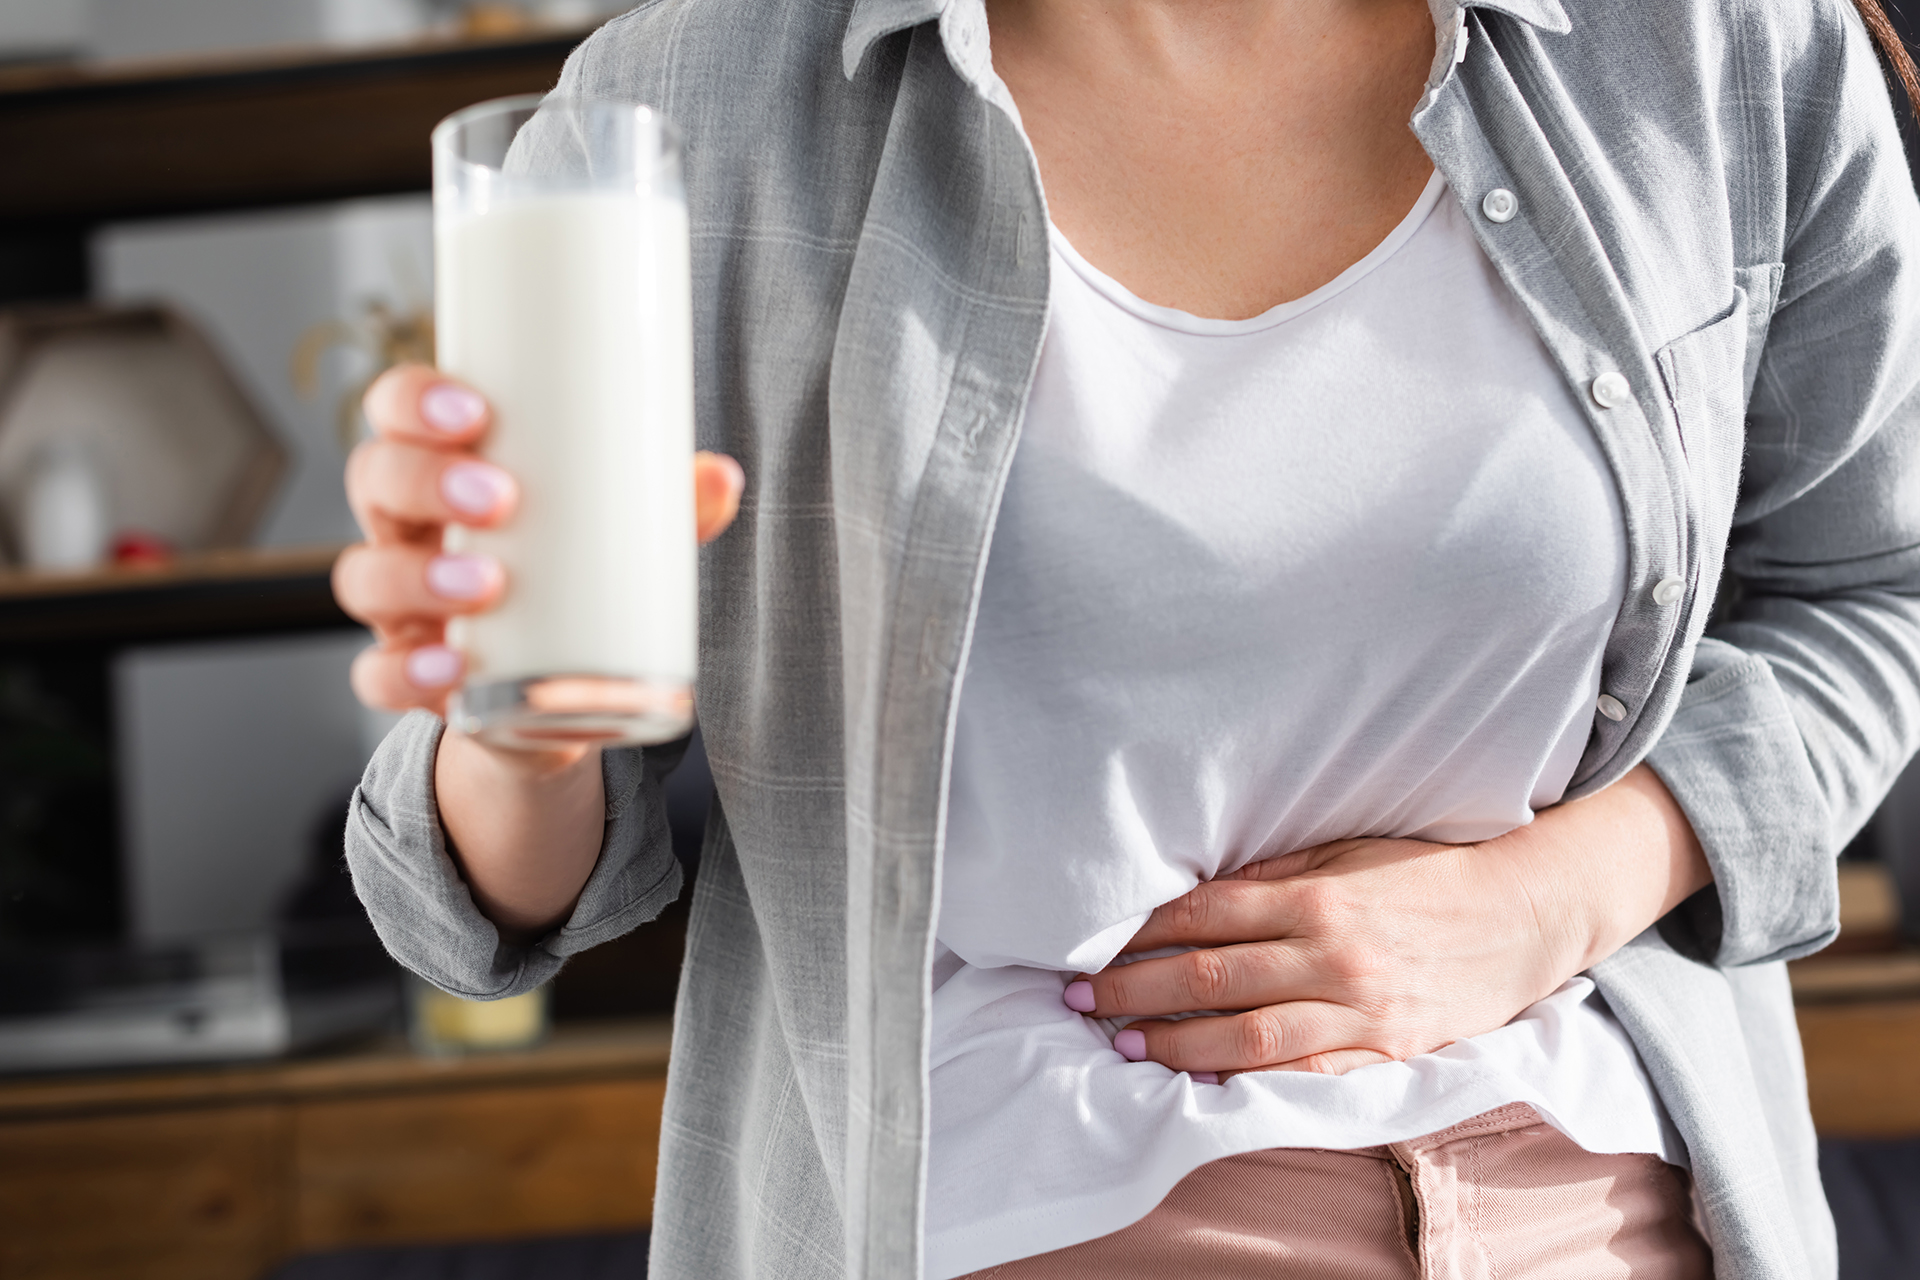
434, 730, 607, 942
1078, 762, 1717, 1075
1491, 763, 1713, 976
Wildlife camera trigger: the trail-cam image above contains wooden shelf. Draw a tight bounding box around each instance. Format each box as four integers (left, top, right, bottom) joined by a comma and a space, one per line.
1799, 998, 1920, 1137
0, 545, 353, 647
1791, 949, 1920, 1004
0, 1016, 671, 1124
0, 1018, 670, 1279
0, 27, 592, 225
1791, 919, 1920, 1137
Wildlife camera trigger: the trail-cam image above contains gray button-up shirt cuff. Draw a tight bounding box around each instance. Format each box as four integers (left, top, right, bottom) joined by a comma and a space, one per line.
1646, 638, 1839, 967
344, 709, 683, 1000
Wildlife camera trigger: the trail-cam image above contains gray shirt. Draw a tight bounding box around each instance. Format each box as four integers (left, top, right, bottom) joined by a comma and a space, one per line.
345, 0, 1920, 1276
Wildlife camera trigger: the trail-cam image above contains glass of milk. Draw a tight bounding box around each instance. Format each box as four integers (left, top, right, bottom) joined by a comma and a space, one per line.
431, 95, 695, 749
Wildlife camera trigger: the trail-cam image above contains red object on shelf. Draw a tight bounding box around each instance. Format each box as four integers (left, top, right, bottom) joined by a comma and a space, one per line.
112, 530, 175, 567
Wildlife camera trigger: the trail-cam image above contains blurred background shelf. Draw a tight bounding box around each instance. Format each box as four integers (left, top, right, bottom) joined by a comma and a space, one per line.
0, 28, 591, 228
1799, 997, 1920, 1138
0, 1015, 669, 1123
0, 4, 610, 959
1792, 863, 1920, 1141
0, 1017, 671, 1280
0, 545, 350, 646
0, 7, 697, 1279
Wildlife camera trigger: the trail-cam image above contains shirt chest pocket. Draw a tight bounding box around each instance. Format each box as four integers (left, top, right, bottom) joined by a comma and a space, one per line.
1653, 263, 1784, 573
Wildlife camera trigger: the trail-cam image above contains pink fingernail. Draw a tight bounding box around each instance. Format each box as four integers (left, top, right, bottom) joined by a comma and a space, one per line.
420, 383, 486, 432
1191, 1071, 1220, 1085
1115, 1029, 1147, 1062
405, 645, 462, 689
426, 554, 498, 601
1063, 981, 1096, 1013
441, 461, 513, 516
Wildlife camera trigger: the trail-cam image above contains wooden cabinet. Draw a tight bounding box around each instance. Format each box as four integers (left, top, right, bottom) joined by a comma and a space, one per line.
293, 1076, 662, 1250
1797, 997, 1920, 1138
1789, 865, 1920, 1139
0, 1104, 290, 1280
0, 1020, 668, 1280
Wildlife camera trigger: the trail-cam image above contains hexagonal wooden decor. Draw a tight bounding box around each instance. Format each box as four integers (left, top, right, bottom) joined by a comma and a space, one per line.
0, 307, 286, 561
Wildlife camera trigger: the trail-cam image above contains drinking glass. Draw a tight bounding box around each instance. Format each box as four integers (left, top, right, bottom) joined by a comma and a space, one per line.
432, 94, 696, 749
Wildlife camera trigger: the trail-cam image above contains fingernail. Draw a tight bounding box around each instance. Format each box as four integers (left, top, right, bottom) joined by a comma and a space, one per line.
1191, 1071, 1220, 1085
1063, 980, 1096, 1013
420, 383, 486, 433
405, 645, 462, 689
426, 554, 499, 601
1115, 1029, 1147, 1062
441, 461, 513, 516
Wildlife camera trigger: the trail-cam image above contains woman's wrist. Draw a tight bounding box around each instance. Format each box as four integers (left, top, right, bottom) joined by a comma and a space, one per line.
1488, 763, 1713, 977
434, 728, 608, 941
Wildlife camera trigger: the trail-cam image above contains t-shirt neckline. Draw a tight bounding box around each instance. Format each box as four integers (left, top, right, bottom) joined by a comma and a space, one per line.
1047, 169, 1447, 337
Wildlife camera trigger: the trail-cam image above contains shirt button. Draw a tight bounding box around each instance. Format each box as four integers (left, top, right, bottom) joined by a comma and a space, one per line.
1481, 188, 1518, 223
1596, 693, 1628, 722
1590, 371, 1632, 408
1652, 576, 1686, 607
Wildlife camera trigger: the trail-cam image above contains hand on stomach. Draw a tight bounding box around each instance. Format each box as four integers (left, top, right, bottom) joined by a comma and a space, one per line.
1058, 770, 1709, 1081
1062, 834, 1583, 1080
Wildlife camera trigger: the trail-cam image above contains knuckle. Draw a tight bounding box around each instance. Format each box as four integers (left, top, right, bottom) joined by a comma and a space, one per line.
1236, 1011, 1287, 1065
1385, 1040, 1422, 1064
1322, 940, 1381, 986
333, 545, 428, 620
331, 546, 376, 616
1289, 878, 1336, 925
1351, 990, 1406, 1036
344, 441, 383, 511
349, 647, 402, 708
1182, 949, 1235, 1008
1166, 891, 1210, 937
364, 362, 429, 423
355, 439, 412, 499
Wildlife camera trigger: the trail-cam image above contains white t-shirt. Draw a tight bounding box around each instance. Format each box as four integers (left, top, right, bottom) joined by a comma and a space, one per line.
927, 173, 1680, 1279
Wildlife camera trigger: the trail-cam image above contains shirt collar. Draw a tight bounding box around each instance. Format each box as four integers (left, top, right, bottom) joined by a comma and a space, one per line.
841, 0, 1572, 82
1438, 0, 1569, 36
843, 0, 942, 77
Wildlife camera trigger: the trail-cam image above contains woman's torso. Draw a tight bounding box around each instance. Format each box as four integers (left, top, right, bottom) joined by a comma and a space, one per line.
940, 172, 1625, 970
497, 3, 1908, 1276
927, 172, 1682, 1278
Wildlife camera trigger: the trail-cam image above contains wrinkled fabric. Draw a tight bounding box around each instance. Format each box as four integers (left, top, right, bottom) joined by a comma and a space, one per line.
345, 0, 1920, 1277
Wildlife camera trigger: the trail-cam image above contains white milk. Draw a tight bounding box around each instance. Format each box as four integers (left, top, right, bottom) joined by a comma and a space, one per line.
437, 192, 695, 713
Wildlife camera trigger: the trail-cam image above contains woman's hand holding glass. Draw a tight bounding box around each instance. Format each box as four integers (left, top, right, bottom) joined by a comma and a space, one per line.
1066, 763, 1712, 1080
333, 363, 743, 939
334, 363, 743, 726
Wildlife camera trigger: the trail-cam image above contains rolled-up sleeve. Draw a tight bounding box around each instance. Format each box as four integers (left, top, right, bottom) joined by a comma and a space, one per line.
1647, 9, 1920, 967
345, 710, 685, 999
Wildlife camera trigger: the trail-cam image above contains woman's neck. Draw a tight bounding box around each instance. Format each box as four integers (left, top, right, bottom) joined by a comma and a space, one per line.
986, 0, 1438, 319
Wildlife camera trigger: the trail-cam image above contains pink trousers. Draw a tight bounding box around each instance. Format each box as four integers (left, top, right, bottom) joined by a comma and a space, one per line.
959, 1104, 1712, 1279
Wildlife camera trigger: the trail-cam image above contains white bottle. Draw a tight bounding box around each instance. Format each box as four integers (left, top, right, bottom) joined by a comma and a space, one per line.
20, 442, 109, 572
